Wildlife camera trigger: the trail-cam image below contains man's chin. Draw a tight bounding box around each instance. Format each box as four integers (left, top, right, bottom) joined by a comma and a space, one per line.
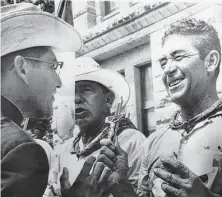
75, 118, 89, 127
168, 87, 188, 104
169, 92, 187, 105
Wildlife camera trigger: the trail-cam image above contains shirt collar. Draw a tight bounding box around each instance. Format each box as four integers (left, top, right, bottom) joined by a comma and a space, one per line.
169, 98, 222, 130
1, 95, 24, 126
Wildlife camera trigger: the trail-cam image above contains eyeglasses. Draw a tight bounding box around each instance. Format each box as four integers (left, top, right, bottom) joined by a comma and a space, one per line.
23, 57, 64, 76
9, 56, 64, 76
158, 53, 199, 70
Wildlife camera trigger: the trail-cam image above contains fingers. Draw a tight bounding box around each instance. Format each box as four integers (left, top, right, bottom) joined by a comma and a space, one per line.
161, 183, 185, 197
100, 146, 117, 162
92, 161, 105, 181
154, 156, 178, 174
98, 166, 112, 183
91, 161, 113, 184
79, 156, 96, 177
100, 139, 116, 152
154, 168, 187, 189
60, 167, 71, 191
154, 157, 165, 169
160, 157, 190, 178
97, 154, 115, 171
100, 138, 127, 158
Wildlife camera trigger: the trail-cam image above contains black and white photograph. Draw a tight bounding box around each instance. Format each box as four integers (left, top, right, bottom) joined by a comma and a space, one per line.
1, 0, 222, 197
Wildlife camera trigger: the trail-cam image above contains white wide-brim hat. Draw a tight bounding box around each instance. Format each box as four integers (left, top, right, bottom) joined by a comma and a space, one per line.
75, 57, 130, 112
1, 3, 83, 57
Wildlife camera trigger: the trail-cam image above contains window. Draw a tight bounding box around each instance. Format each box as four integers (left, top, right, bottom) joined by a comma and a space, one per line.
104, 1, 116, 16
140, 64, 155, 136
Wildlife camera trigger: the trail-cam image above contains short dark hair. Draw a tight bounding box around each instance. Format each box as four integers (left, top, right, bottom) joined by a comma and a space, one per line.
162, 18, 221, 77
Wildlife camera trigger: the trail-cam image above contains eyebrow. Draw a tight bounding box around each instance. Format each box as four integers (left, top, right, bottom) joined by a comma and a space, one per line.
158, 50, 186, 62
157, 56, 167, 62
170, 50, 186, 56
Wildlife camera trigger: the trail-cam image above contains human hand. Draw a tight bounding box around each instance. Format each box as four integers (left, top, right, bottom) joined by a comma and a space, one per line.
60, 156, 112, 197
100, 139, 129, 185
99, 139, 138, 197
154, 156, 212, 197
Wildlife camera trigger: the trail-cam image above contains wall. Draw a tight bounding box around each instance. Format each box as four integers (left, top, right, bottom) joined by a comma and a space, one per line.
99, 43, 151, 128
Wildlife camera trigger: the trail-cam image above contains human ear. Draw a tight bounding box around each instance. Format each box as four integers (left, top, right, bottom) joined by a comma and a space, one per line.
205, 50, 220, 75
105, 91, 115, 109
14, 55, 28, 85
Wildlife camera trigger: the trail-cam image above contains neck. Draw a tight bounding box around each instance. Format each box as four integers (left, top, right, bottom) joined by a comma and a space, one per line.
180, 90, 218, 121
79, 116, 107, 146
2, 78, 29, 118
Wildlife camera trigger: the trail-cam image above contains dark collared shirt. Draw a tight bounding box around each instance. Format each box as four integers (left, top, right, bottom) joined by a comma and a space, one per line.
1, 96, 49, 197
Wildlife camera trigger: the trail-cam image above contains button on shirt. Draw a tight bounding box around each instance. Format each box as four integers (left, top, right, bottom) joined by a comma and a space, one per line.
137, 111, 222, 197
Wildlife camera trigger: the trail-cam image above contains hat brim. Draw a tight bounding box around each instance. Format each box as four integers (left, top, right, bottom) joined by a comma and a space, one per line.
75, 69, 130, 111
1, 11, 83, 56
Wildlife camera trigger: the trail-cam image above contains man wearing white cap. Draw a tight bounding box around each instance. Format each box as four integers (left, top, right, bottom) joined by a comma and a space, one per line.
0, 3, 105, 197
56, 57, 146, 195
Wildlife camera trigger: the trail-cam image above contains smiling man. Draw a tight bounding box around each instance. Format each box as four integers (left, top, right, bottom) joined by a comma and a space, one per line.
137, 18, 222, 197
56, 57, 146, 195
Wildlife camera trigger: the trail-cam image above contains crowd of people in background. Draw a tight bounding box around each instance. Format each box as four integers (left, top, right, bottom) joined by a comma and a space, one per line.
1, 2, 222, 197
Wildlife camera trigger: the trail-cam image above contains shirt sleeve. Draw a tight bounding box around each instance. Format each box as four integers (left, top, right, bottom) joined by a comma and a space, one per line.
118, 129, 146, 192
137, 132, 160, 197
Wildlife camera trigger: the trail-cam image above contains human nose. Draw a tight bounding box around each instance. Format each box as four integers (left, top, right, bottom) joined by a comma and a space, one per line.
56, 75, 62, 88
75, 91, 84, 104
163, 59, 177, 76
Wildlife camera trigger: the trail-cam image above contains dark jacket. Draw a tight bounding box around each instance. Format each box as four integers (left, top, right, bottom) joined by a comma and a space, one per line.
1, 96, 49, 197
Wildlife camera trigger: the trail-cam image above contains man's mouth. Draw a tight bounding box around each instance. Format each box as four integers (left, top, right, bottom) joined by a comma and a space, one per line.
75, 107, 88, 114
169, 78, 184, 87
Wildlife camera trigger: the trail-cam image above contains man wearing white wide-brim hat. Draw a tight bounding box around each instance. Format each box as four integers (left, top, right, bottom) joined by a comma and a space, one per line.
56, 57, 146, 195
1, 3, 90, 197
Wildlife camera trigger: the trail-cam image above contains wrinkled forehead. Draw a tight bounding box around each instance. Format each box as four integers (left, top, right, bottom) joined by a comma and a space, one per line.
161, 34, 198, 56
35, 46, 57, 61
76, 80, 101, 88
